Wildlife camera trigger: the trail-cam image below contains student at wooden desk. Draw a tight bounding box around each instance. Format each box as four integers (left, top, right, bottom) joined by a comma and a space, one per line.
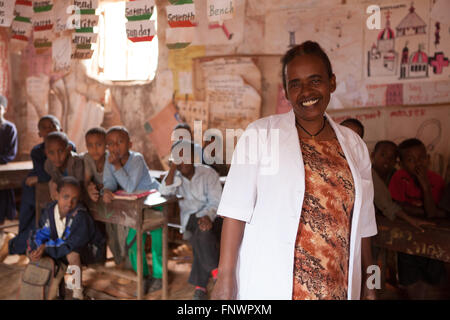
160, 140, 222, 300
389, 138, 447, 299
102, 126, 162, 295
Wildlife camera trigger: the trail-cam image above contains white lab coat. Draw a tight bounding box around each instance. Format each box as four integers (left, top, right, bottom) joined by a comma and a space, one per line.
217, 109, 377, 300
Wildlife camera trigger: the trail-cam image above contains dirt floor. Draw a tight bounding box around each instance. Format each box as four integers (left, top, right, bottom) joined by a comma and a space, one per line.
1, 220, 449, 300
0, 221, 207, 300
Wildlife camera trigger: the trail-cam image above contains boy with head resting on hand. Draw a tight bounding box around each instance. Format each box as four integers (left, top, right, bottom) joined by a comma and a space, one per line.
160, 140, 222, 300
371, 140, 434, 231
102, 126, 163, 295
28, 177, 105, 300
388, 138, 446, 299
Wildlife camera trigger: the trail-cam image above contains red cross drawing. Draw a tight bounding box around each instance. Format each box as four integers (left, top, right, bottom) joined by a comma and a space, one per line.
429, 52, 449, 74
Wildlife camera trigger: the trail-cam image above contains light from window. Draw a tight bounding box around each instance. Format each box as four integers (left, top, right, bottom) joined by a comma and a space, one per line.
83, 1, 158, 82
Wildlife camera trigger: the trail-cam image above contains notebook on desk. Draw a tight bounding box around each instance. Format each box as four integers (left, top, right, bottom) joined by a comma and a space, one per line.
113, 189, 158, 201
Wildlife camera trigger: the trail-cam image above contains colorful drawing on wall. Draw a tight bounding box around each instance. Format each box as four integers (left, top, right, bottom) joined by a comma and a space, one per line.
429, 52, 449, 74
399, 42, 429, 79
368, 11, 398, 77
396, 3, 426, 37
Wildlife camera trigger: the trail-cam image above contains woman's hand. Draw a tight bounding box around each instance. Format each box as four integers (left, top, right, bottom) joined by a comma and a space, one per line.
211, 272, 237, 300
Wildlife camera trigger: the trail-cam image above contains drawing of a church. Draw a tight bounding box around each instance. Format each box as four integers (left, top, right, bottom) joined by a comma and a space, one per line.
399, 43, 429, 79
368, 12, 398, 77
396, 3, 426, 37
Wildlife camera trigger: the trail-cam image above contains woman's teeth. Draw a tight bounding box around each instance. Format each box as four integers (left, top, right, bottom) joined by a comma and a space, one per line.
302, 98, 319, 107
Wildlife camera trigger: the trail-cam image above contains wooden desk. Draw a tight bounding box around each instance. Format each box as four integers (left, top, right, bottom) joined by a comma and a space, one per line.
373, 214, 450, 287
373, 214, 450, 263
0, 160, 32, 190
87, 192, 181, 300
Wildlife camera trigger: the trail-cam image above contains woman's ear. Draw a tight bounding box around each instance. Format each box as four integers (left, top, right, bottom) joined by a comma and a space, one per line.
330, 74, 337, 93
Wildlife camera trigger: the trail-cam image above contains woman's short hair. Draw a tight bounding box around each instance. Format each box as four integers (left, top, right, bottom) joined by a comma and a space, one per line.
281, 41, 333, 94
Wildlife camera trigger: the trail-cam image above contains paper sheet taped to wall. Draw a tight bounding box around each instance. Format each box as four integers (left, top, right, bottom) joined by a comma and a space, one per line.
206, 74, 261, 131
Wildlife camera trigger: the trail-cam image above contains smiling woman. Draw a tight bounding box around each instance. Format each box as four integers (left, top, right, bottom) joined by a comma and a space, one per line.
212, 41, 378, 300
83, 1, 158, 82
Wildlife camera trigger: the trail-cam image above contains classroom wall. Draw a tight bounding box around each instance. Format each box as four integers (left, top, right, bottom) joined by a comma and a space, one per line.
1, 0, 449, 175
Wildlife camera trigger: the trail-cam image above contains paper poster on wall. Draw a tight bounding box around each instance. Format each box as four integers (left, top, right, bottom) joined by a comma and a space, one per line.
32, 10, 54, 31
168, 45, 205, 99
54, 0, 72, 32
166, 27, 195, 49
33, 0, 53, 12
176, 100, 209, 128
11, 19, 33, 42
126, 19, 156, 42
74, 0, 99, 13
52, 35, 72, 73
14, 2, 34, 19
125, 0, 154, 20
71, 48, 94, 59
166, 3, 196, 27
206, 0, 235, 23
0, 1, 15, 27
72, 32, 97, 49
191, 0, 244, 45
264, 5, 364, 87
206, 74, 261, 131
75, 14, 98, 33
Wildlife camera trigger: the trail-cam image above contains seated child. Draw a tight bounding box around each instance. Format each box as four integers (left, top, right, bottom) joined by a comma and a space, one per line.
9, 115, 77, 255
83, 127, 125, 266
27, 177, 105, 300
388, 138, 446, 298
340, 118, 364, 139
172, 123, 203, 164
160, 140, 223, 300
102, 126, 162, 294
44, 131, 84, 200
372, 140, 434, 231
0, 95, 18, 262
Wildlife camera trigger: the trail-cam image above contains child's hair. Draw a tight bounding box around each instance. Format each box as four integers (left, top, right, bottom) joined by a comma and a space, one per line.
106, 126, 129, 139
340, 118, 365, 138
373, 140, 398, 156
398, 138, 426, 161
171, 139, 195, 151
38, 115, 61, 130
45, 131, 69, 147
281, 41, 333, 94
56, 176, 81, 193
173, 123, 192, 132
85, 126, 106, 139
